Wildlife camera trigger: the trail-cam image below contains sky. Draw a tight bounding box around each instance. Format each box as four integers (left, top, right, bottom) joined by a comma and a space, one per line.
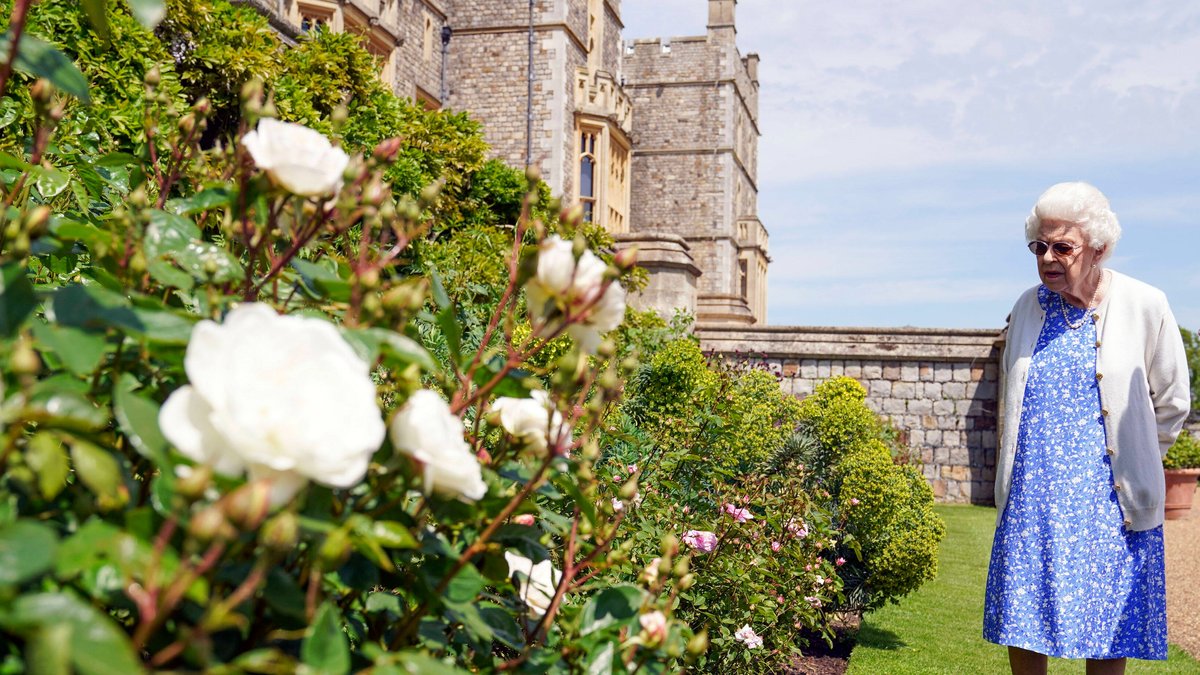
619, 1, 1200, 331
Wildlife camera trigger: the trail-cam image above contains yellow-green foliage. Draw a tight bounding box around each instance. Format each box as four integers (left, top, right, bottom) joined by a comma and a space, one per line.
711, 369, 803, 469
796, 377, 880, 476
839, 440, 945, 608
798, 376, 945, 610
624, 339, 718, 430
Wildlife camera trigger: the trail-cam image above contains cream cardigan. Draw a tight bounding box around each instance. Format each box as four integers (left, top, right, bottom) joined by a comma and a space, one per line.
995, 270, 1191, 531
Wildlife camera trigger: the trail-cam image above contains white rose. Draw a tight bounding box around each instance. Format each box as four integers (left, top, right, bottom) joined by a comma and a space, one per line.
525, 236, 627, 354
639, 610, 668, 643
242, 118, 349, 196
505, 551, 561, 620
389, 389, 487, 502
491, 390, 568, 454
159, 304, 385, 507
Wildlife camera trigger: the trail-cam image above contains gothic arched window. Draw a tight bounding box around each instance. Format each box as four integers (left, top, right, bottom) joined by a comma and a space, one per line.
579, 129, 598, 222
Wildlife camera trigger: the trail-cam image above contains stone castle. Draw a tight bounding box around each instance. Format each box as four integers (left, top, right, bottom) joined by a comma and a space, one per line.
251, 0, 1007, 505
251, 0, 769, 326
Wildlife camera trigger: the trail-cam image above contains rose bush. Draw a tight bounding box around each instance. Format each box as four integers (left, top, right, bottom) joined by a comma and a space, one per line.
0, 0, 700, 670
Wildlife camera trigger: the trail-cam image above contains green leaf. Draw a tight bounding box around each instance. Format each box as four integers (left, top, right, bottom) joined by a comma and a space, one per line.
579, 585, 644, 636
94, 152, 140, 169
0, 149, 31, 171
0, 262, 36, 338
0, 32, 91, 104
26, 623, 72, 675
33, 167, 71, 198
31, 322, 109, 376
436, 305, 462, 364
365, 591, 402, 615
114, 387, 168, 464
291, 259, 351, 302
165, 186, 233, 215
144, 209, 201, 259
50, 218, 120, 252
25, 432, 70, 500
168, 239, 243, 284
585, 641, 615, 675
127, 0, 166, 29
478, 603, 522, 649
368, 520, 419, 549
68, 439, 129, 510
444, 562, 487, 605
80, 0, 111, 43
375, 653, 467, 675
0, 591, 143, 675
50, 283, 195, 344
302, 602, 350, 675
0, 520, 58, 585
27, 389, 108, 431
147, 258, 194, 290
343, 327, 437, 373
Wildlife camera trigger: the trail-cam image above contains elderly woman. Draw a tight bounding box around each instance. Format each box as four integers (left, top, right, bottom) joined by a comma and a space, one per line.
984, 182, 1191, 675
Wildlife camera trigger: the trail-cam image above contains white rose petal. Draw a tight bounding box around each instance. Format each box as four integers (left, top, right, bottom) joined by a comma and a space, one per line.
242, 118, 349, 197
159, 304, 385, 506
389, 389, 487, 502
491, 390, 568, 453
505, 551, 561, 619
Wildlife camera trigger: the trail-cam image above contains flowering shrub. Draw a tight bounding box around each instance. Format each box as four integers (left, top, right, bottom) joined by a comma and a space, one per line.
605, 340, 844, 672
0, 1, 698, 670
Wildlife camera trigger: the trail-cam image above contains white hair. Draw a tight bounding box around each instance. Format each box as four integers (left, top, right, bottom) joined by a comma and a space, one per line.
1024, 181, 1121, 262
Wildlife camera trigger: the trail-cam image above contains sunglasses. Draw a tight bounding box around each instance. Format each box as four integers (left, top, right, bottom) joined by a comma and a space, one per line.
1027, 240, 1083, 257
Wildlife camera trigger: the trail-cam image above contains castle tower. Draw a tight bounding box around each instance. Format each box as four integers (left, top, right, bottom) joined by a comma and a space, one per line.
443, 0, 633, 233
622, 0, 768, 324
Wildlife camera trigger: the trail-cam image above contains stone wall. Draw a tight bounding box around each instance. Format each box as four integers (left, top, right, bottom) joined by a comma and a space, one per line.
698, 325, 1006, 504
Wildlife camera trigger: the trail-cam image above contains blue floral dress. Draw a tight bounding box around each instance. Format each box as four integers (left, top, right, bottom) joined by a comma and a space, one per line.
983, 286, 1166, 660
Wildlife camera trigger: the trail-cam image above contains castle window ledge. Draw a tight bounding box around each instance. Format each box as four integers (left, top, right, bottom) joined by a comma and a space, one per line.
575, 68, 633, 133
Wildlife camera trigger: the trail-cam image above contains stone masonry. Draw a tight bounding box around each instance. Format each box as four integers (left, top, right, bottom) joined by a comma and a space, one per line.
699, 325, 1007, 504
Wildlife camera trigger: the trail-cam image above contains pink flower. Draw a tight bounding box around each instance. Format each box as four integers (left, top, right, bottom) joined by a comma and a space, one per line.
786, 518, 808, 539
805, 596, 822, 608
849, 498, 860, 506
682, 505, 689, 514
722, 503, 753, 523
683, 530, 718, 553
770, 540, 782, 552
626, 463, 638, 474
734, 624, 763, 649
776, 595, 784, 603
513, 514, 536, 526
836, 557, 846, 566
612, 498, 625, 512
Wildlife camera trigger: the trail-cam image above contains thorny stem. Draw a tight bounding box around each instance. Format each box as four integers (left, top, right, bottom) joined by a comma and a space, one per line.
0, 0, 32, 103
389, 453, 558, 649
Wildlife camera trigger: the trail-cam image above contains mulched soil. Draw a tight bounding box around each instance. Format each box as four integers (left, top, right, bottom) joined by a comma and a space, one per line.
783, 615, 858, 675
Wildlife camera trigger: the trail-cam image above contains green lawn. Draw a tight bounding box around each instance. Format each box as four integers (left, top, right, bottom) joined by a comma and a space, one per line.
847, 505, 1200, 674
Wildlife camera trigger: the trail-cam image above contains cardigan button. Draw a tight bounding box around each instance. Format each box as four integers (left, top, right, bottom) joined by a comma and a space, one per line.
1105, 447, 1114, 456
1095, 340, 1102, 348
1101, 409, 1110, 417
1095, 372, 1103, 381
1113, 483, 1122, 491
1091, 313, 1100, 322
1123, 519, 1132, 528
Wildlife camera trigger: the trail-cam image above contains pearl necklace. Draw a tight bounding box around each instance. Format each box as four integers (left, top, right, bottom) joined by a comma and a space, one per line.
1059, 270, 1106, 330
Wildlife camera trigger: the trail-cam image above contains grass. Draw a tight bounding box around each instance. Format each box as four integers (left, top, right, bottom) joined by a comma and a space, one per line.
847, 505, 1200, 674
